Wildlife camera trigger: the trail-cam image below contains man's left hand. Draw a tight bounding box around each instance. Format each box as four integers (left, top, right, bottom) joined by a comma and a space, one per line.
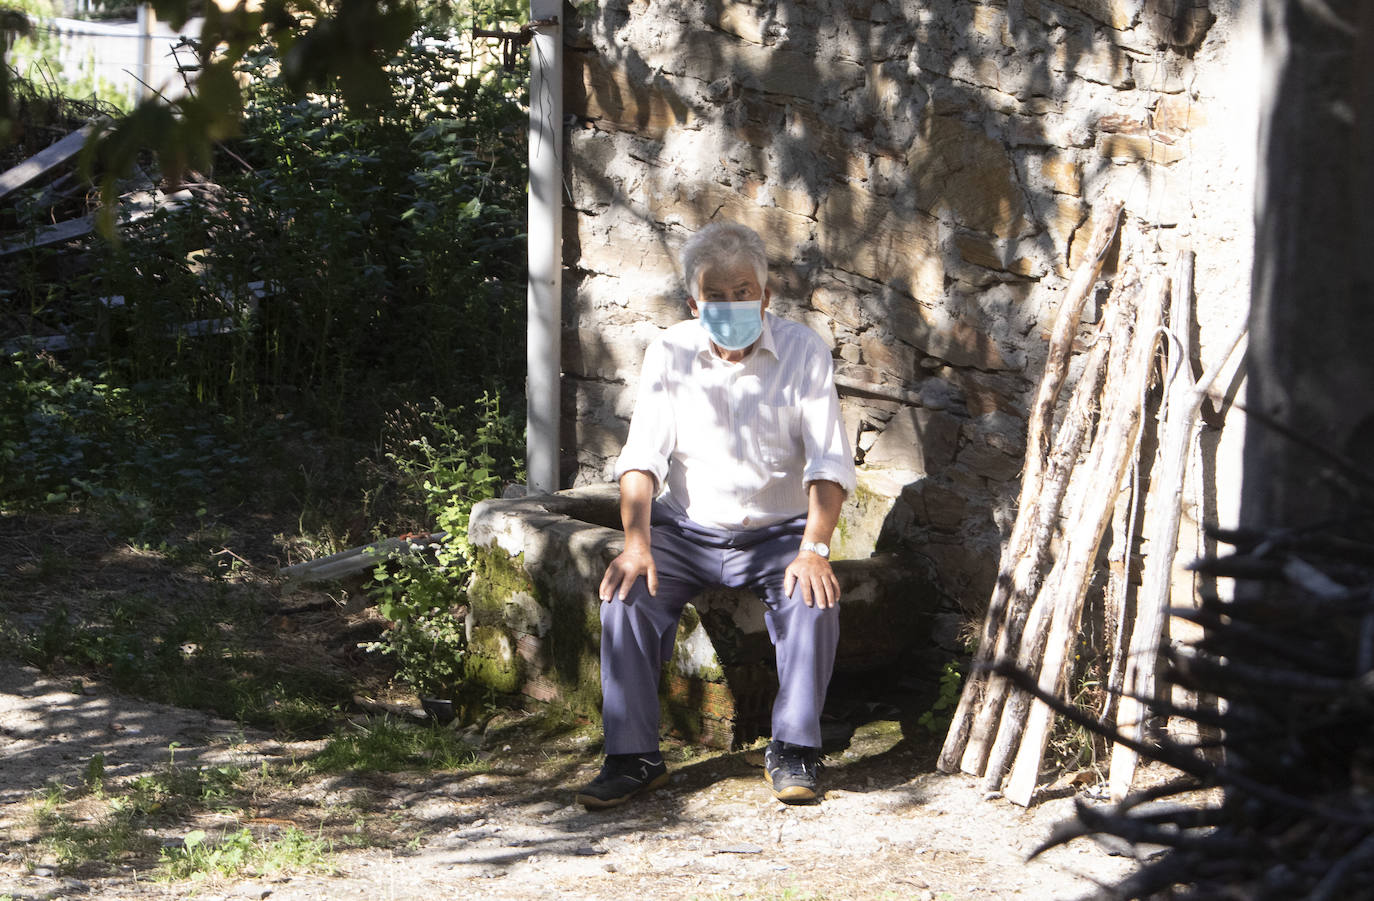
784, 551, 840, 609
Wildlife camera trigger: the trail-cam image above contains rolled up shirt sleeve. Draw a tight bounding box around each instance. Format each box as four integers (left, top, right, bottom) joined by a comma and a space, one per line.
799, 340, 857, 496
612, 338, 675, 493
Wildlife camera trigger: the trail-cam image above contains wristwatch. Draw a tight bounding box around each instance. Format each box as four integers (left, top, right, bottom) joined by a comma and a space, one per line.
799, 540, 830, 559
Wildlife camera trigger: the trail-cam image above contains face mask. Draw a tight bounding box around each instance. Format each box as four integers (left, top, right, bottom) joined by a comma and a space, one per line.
698, 300, 763, 350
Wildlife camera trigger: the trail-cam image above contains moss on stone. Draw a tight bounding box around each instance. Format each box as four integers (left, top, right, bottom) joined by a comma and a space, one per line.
463, 641, 523, 695
468, 548, 537, 616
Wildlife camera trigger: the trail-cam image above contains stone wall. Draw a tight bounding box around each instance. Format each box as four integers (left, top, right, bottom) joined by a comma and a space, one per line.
559, 0, 1256, 622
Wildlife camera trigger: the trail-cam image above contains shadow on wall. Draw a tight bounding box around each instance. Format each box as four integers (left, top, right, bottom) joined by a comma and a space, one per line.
559, 0, 1237, 615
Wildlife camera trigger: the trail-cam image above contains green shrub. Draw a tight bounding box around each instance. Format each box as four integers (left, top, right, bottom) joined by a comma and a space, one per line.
0, 11, 528, 537
0, 351, 248, 526
365, 393, 521, 700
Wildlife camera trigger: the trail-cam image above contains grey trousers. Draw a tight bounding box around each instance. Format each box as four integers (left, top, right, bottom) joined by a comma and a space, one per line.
599, 503, 839, 754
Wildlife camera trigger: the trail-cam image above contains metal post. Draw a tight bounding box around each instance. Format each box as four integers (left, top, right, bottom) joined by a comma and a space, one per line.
136, 3, 155, 99
525, 2, 562, 494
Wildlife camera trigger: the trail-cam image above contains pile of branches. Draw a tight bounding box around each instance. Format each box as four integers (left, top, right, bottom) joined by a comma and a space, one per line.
1017, 516, 1374, 899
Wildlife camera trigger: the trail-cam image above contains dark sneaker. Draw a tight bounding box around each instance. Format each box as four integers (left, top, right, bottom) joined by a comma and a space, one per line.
575, 752, 669, 810
764, 740, 820, 803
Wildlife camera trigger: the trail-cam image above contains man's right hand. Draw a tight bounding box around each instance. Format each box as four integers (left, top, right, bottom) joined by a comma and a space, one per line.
599, 543, 658, 602
602, 469, 659, 603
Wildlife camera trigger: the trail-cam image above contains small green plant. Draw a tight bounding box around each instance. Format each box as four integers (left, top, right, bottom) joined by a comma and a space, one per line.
26, 744, 259, 876
917, 661, 964, 734
158, 826, 334, 881
1048, 672, 1106, 773
82, 753, 106, 795
365, 393, 521, 700
302, 716, 480, 775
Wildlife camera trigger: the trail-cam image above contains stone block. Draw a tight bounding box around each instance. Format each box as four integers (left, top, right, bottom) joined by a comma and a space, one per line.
943, 369, 1025, 418
1129, 55, 1191, 93
1056, 0, 1143, 30
772, 105, 868, 181
863, 405, 961, 473
918, 377, 967, 414
465, 486, 941, 748
957, 412, 1027, 481
1142, 0, 1216, 50
860, 329, 921, 384
955, 233, 1043, 278
1152, 93, 1205, 135
564, 324, 664, 382
671, 182, 816, 263
901, 478, 970, 530
769, 182, 820, 220
1039, 152, 1083, 196
656, 31, 865, 105
713, 0, 766, 44
1052, 30, 1133, 87
1043, 194, 1088, 268
1006, 114, 1094, 149
920, 538, 1002, 611
575, 219, 680, 282
910, 115, 1030, 240
883, 296, 1021, 372
568, 380, 633, 463
1098, 132, 1187, 165
969, 3, 1015, 48
817, 182, 943, 301
568, 51, 693, 140
838, 468, 919, 557
1120, 163, 1187, 228
1098, 112, 1150, 135
810, 282, 865, 331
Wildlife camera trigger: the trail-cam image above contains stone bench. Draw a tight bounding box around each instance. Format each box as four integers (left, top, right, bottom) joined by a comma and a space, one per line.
465, 484, 941, 748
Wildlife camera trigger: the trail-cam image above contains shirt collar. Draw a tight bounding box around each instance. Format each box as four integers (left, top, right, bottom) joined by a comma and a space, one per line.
695, 311, 779, 362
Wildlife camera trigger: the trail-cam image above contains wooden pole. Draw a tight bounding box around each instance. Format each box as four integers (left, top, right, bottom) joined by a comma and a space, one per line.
961, 300, 1121, 779
999, 271, 1169, 807
977, 282, 1140, 793
1108, 253, 1249, 800
938, 200, 1124, 774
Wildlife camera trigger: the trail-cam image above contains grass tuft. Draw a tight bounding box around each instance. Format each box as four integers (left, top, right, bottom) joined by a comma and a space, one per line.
158, 826, 336, 881
302, 716, 481, 775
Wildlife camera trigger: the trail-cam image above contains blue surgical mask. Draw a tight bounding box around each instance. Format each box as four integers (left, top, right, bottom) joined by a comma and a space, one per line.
698, 300, 763, 350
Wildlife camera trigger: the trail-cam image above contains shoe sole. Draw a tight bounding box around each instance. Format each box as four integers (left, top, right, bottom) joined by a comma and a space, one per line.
575, 771, 670, 810
764, 768, 818, 803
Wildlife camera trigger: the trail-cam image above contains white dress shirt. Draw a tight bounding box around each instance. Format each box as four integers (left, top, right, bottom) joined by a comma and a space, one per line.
614, 311, 857, 530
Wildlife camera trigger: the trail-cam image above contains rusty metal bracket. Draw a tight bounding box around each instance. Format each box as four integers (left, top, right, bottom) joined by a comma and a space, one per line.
472, 16, 558, 71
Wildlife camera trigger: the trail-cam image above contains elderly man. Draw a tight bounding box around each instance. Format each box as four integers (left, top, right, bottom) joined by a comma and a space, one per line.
575, 222, 856, 809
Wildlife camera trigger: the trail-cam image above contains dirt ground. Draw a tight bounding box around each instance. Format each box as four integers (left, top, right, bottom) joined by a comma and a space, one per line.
0, 514, 1160, 900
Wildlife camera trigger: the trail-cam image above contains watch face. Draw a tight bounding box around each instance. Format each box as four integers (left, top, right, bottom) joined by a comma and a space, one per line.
815, 542, 830, 558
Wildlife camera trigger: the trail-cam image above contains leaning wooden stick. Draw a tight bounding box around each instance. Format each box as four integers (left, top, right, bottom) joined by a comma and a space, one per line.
938, 200, 1125, 774
1000, 271, 1169, 807
979, 280, 1144, 794
961, 299, 1123, 779
1108, 253, 1249, 800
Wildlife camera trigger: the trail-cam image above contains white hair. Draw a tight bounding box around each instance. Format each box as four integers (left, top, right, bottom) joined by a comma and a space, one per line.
680, 222, 769, 295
